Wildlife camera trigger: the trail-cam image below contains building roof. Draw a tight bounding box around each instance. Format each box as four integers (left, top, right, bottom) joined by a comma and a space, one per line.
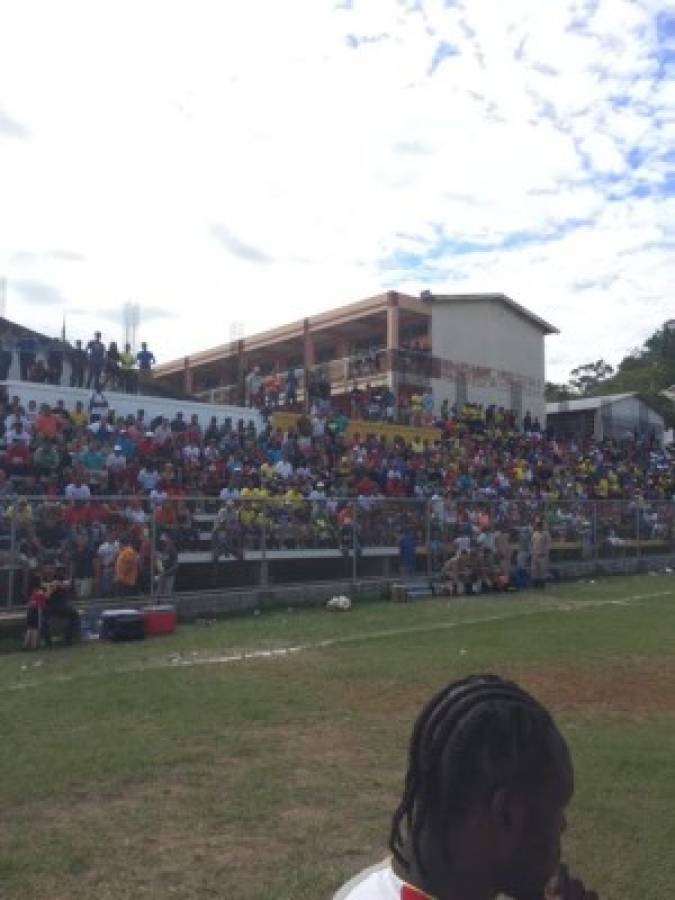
0, 316, 54, 342
547, 392, 648, 414
422, 292, 559, 335
155, 290, 426, 375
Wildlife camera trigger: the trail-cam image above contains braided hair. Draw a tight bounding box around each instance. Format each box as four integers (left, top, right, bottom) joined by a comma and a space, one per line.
388, 674, 569, 876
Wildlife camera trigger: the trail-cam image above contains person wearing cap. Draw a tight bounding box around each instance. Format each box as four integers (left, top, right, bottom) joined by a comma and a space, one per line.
136, 430, 156, 459
105, 444, 127, 474
335, 674, 598, 900
115, 429, 136, 460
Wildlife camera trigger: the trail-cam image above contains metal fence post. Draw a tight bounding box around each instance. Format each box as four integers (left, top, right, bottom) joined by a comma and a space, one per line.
352, 502, 358, 583
149, 507, 156, 602
260, 515, 268, 586
593, 502, 599, 563
7, 512, 16, 608
425, 499, 432, 579
636, 505, 641, 561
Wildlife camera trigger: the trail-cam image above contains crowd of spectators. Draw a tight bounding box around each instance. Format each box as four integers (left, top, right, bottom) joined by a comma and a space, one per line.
1, 376, 673, 612
0, 323, 156, 393
241, 344, 539, 434
0, 364, 671, 607
239, 339, 435, 426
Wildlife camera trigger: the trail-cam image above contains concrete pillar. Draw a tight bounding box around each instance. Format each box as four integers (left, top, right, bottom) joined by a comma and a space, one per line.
237, 339, 245, 406
336, 338, 350, 395
183, 356, 193, 394
386, 293, 400, 351
303, 319, 315, 411
386, 293, 400, 402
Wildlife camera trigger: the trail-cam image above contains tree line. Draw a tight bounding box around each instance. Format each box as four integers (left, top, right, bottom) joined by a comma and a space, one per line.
545, 320, 675, 426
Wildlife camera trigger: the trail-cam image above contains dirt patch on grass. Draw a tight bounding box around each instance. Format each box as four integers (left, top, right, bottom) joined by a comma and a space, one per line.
4, 644, 674, 898
500, 658, 675, 717
0, 722, 391, 900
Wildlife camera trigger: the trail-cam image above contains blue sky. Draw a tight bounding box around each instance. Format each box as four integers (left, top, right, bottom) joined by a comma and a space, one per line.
0, 0, 673, 380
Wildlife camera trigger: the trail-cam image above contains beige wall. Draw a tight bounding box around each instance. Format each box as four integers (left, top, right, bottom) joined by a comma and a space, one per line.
430, 298, 547, 423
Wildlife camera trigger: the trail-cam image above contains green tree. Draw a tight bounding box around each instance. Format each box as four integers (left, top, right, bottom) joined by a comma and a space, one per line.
579, 321, 675, 427
568, 359, 615, 396
545, 381, 575, 401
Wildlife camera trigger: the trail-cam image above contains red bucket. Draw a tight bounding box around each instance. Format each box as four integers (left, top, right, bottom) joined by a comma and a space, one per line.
143, 604, 177, 636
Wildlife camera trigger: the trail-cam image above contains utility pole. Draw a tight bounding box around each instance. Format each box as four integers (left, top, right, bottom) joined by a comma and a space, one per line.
123, 302, 141, 351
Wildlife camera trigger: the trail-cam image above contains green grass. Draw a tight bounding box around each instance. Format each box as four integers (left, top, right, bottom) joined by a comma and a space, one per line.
1, 574, 674, 899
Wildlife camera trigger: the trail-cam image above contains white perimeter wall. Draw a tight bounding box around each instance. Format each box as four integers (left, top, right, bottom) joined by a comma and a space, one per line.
0, 381, 263, 431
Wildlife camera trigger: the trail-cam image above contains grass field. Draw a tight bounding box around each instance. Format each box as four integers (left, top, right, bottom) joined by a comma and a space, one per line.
1, 575, 675, 899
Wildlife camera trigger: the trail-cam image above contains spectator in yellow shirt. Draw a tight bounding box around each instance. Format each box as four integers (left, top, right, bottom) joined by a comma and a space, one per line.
114, 539, 140, 597
70, 401, 88, 428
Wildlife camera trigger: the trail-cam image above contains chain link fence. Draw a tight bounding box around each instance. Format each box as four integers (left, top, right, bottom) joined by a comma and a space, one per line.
1, 495, 674, 608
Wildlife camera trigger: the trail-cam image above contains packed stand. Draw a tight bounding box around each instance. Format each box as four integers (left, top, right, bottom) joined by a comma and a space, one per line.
0, 384, 673, 620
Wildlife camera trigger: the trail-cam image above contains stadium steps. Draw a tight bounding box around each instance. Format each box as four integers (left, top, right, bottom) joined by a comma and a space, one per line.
391, 577, 434, 602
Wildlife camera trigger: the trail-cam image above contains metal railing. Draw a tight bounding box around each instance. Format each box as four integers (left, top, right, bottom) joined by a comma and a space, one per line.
1, 495, 674, 608
195, 348, 435, 408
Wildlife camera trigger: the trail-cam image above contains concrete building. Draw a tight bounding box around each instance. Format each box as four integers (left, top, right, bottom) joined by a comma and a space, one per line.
426, 293, 555, 425
546, 393, 665, 444
154, 290, 557, 424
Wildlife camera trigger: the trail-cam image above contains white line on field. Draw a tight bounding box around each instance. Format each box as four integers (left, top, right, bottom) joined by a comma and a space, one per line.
2, 588, 673, 692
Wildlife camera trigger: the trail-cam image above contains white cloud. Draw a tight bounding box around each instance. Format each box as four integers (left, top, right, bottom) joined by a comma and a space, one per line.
0, 0, 672, 383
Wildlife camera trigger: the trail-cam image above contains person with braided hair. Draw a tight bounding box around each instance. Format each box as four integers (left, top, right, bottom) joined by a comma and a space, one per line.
335, 674, 598, 900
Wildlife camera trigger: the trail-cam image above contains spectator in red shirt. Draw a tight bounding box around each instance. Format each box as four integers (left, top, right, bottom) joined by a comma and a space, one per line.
5, 435, 32, 474
34, 404, 61, 440
137, 432, 156, 459
25, 580, 47, 650
356, 474, 378, 496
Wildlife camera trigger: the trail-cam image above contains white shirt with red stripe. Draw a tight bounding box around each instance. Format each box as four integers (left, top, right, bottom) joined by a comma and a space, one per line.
334, 860, 431, 899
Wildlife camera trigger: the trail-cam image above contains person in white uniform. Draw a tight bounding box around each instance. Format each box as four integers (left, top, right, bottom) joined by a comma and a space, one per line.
335, 674, 598, 900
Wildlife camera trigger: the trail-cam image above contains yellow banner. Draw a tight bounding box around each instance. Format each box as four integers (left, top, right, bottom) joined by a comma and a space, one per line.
270, 412, 442, 446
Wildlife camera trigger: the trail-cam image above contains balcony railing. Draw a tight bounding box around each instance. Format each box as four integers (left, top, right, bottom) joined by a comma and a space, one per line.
193, 347, 435, 405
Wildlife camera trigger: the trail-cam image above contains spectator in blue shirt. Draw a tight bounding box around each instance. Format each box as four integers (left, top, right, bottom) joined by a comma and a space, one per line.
136, 342, 156, 373
286, 368, 298, 406
398, 527, 417, 578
